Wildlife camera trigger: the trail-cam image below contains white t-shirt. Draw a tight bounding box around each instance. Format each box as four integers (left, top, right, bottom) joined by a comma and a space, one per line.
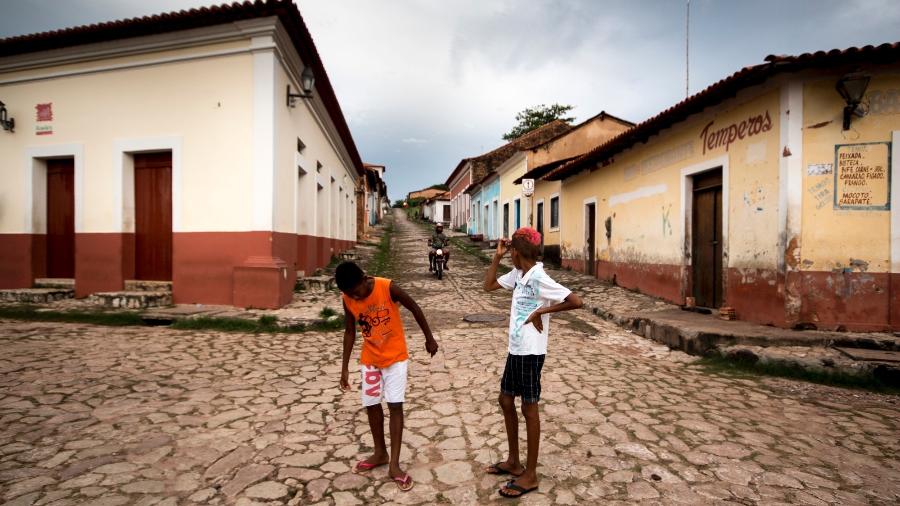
497, 262, 572, 355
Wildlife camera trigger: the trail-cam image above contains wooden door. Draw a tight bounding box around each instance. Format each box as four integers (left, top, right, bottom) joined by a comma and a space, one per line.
536, 202, 544, 237
692, 169, 723, 308
503, 203, 509, 238
585, 203, 596, 276
46, 158, 75, 278
134, 152, 172, 281
443, 204, 450, 222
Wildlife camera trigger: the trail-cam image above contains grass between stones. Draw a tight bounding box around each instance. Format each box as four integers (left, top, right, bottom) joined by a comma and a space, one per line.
0, 305, 345, 334
369, 221, 394, 277
695, 355, 900, 394
0, 305, 144, 326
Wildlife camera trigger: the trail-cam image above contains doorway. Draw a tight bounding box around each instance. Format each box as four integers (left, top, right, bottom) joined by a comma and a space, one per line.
46, 158, 75, 278
134, 152, 172, 281
585, 202, 596, 276
691, 168, 723, 308
536, 201, 544, 238
503, 203, 510, 238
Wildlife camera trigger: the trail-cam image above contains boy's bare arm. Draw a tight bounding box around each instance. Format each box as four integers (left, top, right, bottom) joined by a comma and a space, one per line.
339, 301, 356, 391
484, 240, 508, 291
389, 282, 439, 356
524, 292, 584, 333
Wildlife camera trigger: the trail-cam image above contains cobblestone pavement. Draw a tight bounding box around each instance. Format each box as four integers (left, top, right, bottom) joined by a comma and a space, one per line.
1, 211, 899, 505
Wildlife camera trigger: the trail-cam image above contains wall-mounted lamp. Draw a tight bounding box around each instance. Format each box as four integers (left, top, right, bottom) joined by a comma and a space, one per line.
0, 101, 14, 132
286, 66, 315, 107
835, 72, 870, 131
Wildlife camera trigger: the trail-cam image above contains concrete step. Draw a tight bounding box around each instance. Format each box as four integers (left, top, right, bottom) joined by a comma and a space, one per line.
34, 278, 75, 289
296, 275, 335, 292
0, 288, 74, 303
124, 280, 172, 292
90, 291, 172, 309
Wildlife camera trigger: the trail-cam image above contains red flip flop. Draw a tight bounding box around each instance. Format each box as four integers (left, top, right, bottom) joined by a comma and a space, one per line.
353, 460, 386, 474
392, 473, 414, 491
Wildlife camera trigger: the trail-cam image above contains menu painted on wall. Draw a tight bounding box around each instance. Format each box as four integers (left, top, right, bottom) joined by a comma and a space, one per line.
834, 142, 891, 210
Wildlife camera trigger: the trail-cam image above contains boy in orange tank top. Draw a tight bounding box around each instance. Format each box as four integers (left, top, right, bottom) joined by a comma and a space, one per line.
336, 261, 439, 492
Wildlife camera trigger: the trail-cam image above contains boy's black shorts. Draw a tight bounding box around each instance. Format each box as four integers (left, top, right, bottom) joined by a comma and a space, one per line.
500, 353, 546, 403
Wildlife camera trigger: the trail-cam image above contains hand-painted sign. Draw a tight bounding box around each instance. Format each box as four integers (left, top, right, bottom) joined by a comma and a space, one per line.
699, 111, 772, 155
834, 142, 891, 210
35, 103, 53, 135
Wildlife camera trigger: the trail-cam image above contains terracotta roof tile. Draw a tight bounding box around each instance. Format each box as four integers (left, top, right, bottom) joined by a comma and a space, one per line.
546, 41, 900, 181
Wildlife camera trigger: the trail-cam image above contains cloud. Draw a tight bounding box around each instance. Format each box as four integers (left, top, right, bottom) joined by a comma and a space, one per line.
401, 137, 430, 144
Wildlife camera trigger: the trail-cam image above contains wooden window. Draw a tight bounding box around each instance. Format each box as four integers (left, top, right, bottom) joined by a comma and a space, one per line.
550, 196, 559, 229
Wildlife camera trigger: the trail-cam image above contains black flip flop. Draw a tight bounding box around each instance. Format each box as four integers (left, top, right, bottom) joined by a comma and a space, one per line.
499, 480, 538, 498
485, 462, 523, 476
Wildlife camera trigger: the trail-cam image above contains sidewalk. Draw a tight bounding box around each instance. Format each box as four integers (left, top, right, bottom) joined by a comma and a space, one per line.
452, 235, 900, 385
542, 263, 900, 384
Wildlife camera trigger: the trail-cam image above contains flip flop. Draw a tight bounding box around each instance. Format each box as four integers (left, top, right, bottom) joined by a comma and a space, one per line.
499, 480, 538, 498
352, 460, 386, 474
485, 461, 524, 476
392, 473, 414, 491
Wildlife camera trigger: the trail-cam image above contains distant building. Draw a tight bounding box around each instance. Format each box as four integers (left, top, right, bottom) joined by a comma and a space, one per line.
0, 1, 364, 308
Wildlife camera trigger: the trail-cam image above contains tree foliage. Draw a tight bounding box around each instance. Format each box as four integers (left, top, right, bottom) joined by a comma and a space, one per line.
502, 103, 575, 141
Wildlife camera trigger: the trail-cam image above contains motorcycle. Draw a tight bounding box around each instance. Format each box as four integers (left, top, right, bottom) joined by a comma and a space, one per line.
432, 248, 445, 280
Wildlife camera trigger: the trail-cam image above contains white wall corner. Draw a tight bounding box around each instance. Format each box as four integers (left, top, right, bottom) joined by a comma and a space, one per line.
252, 49, 276, 232
778, 82, 804, 272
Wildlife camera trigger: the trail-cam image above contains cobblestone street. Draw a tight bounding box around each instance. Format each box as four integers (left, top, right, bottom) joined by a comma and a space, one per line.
1, 210, 899, 505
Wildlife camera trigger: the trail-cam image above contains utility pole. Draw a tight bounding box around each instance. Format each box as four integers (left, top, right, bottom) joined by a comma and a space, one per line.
686, 0, 690, 98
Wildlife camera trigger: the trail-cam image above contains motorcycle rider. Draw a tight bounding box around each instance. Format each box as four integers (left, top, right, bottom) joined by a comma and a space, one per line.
428, 223, 450, 272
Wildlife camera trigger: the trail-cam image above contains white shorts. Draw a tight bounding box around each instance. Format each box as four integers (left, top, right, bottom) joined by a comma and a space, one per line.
360, 360, 408, 407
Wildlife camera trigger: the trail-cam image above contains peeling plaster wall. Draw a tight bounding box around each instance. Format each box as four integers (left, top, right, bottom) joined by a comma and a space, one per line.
798, 72, 900, 330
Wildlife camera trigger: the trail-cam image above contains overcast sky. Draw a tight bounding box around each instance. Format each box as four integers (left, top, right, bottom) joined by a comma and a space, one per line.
2, 0, 899, 200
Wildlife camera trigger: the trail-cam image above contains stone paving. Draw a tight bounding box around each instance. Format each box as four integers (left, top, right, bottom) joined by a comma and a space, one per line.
1, 210, 899, 505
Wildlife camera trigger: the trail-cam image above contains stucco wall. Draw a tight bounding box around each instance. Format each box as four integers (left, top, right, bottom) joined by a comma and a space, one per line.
0, 49, 255, 234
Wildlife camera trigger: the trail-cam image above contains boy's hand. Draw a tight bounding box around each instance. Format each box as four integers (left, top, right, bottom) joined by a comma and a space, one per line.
339, 369, 351, 391
525, 310, 544, 333
425, 338, 439, 357
495, 239, 509, 259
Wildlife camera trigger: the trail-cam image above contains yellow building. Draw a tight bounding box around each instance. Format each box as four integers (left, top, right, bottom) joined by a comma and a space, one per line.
0, 1, 364, 308
511, 112, 633, 263
545, 43, 900, 332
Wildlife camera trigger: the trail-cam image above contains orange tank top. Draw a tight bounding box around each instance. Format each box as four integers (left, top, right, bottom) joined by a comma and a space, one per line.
342, 277, 409, 368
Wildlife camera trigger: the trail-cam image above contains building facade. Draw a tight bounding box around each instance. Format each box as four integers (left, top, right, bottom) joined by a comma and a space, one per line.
546, 45, 900, 331
446, 160, 472, 231
0, 1, 363, 308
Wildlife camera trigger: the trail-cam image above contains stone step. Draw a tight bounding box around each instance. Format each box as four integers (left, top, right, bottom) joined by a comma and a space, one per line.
0, 288, 74, 304
124, 280, 173, 292
90, 291, 172, 309
34, 278, 75, 289
295, 275, 335, 292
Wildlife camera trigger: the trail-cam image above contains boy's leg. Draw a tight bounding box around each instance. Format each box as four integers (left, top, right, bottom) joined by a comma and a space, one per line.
497, 393, 525, 474
364, 404, 390, 466
493, 354, 525, 475
382, 361, 409, 479
500, 355, 544, 496
361, 366, 389, 467
386, 402, 404, 477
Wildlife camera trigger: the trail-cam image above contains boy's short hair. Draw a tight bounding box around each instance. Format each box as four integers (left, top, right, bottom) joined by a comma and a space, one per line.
335, 261, 365, 292
511, 227, 541, 261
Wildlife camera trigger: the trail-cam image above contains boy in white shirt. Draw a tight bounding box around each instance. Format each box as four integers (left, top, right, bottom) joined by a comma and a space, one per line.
483, 227, 583, 498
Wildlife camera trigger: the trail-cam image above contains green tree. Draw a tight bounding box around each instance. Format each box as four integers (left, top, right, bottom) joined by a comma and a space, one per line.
502, 103, 575, 141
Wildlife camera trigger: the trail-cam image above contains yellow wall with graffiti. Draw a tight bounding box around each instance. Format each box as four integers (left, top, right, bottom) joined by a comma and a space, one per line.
800, 73, 899, 274
558, 86, 782, 276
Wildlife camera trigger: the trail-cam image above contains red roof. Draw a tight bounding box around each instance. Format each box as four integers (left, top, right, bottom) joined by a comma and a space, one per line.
0, 0, 365, 176
546, 41, 900, 181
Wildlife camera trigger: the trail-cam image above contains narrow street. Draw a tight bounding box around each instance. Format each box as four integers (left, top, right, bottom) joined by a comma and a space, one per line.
1, 210, 898, 505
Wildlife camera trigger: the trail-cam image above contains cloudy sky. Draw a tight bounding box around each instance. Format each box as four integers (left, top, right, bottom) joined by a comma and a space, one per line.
2, 0, 899, 200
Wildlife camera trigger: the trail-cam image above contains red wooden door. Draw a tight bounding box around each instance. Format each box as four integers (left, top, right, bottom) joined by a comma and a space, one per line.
46, 158, 75, 278
134, 152, 172, 281
692, 169, 724, 308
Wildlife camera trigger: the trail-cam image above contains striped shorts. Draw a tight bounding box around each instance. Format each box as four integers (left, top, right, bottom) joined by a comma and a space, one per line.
500, 354, 546, 403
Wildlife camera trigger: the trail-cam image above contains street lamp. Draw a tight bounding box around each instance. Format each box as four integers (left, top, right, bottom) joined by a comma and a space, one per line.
835, 72, 870, 131
0, 101, 14, 132
286, 66, 316, 107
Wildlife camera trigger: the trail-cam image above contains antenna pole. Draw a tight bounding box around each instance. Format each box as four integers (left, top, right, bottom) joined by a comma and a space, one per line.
685, 0, 690, 98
